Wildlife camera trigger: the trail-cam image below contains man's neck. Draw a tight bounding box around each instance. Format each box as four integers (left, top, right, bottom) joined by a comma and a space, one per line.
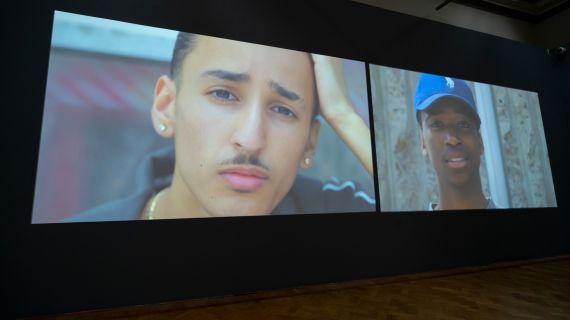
153, 168, 211, 219
436, 181, 487, 211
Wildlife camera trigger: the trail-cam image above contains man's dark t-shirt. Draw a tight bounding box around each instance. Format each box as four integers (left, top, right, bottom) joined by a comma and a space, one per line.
64, 146, 376, 222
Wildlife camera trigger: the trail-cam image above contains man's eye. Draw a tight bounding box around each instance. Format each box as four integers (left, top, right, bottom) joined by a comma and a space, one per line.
457, 121, 471, 129
271, 105, 297, 118
429, 121, 443, 129
208, 89, 238, 102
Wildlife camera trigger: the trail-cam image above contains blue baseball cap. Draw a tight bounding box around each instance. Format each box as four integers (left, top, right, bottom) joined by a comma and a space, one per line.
414, 73, 480, 127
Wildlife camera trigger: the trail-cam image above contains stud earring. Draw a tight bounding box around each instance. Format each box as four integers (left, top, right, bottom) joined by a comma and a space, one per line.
159, 123, 166, 132
422, 149, 427, 156
304, 157, 312, 167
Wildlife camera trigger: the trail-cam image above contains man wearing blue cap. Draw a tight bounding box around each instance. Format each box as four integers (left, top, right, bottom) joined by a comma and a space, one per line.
414, 73, 497, 210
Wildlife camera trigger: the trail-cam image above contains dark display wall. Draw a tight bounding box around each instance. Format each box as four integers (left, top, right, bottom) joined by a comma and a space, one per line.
2, 0, 569, 317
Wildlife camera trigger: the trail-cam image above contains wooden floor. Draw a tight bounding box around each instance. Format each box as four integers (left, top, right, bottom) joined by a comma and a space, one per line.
41, 257, 570, 320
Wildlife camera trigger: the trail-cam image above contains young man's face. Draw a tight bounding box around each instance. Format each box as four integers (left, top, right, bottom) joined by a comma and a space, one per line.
156, 35, 319, 217
420, 99, 483, 188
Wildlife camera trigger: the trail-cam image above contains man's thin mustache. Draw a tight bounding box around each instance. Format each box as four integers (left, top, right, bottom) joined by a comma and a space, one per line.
220, 154, 270, 171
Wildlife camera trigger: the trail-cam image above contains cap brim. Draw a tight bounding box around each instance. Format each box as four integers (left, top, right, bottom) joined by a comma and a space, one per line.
416, 93, 468, 111
416, 93, 480, 123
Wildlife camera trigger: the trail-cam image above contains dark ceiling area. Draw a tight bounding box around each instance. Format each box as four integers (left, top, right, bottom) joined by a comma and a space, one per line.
447, 0, 569, 22
353, 0, 570, 47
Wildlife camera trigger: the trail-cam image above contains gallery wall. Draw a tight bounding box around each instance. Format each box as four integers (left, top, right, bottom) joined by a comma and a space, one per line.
1, 0, 568, 317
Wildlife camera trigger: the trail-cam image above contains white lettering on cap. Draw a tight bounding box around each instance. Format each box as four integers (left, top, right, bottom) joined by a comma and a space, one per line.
445, 77, 454, 88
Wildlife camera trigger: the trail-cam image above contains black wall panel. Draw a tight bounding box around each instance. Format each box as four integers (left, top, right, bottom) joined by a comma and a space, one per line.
1, 0, 568, 317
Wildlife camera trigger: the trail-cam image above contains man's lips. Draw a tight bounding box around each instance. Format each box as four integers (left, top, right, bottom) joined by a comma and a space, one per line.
445, 155, 468, 169
219, 166, 269, 191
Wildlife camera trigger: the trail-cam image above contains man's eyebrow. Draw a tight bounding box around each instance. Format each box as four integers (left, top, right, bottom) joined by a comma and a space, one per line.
201, 69, 250, 82
270, 80, 304, 107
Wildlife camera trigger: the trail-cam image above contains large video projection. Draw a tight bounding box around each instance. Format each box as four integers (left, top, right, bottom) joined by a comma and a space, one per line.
32, 10, 560, 222
32, 11, 376, 223
371, 65, 557, 212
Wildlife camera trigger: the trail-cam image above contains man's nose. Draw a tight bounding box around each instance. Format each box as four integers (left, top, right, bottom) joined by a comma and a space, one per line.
444, 127, 461, 146
230, 104, 267, 154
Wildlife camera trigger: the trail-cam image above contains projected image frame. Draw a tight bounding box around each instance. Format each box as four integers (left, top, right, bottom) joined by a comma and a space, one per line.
370, 65, 557, 212
31, 11, 376, 223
